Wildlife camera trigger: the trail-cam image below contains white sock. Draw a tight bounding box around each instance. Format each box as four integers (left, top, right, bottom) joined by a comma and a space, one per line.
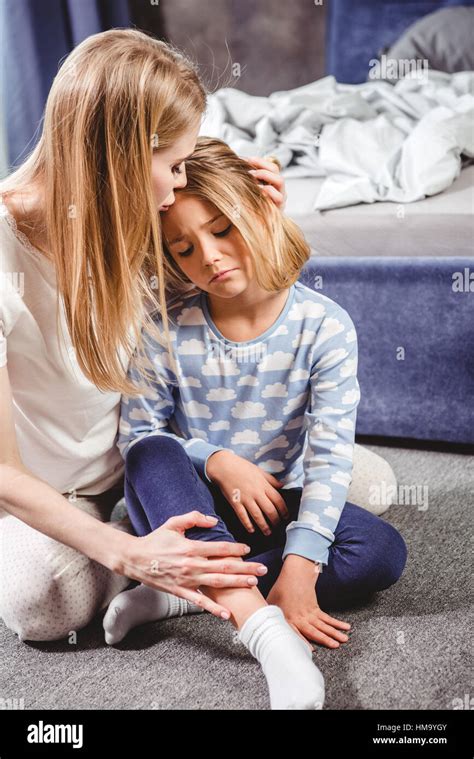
103, 584, 204, 645
238, 605, 325, 710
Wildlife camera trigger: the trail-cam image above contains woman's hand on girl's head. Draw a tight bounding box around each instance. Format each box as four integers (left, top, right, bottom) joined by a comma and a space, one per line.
117, 510, 268, 620
206, 450, 290, 535
246, 156, 287, 210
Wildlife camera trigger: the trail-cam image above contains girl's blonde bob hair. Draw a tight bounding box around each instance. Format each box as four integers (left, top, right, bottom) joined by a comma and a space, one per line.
162, 137, 310, 295
0, 28, 207, 394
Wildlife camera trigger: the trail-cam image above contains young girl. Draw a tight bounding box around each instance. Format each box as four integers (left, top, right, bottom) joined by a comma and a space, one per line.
106, 137, 408, 710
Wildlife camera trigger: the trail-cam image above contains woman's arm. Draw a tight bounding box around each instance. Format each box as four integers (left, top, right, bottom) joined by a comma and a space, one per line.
0, 364, 139, 570
0, 461, 130, 570
0, 366, 267, 618
0, 364, 130, 569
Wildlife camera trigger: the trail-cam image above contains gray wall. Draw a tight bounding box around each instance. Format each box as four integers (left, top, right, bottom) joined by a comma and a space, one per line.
129, 0, 326, 95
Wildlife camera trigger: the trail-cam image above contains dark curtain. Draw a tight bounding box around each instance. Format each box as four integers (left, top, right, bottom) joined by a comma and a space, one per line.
0, 0, 131, 171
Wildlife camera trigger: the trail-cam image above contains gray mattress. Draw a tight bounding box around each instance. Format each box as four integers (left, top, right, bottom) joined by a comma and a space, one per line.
285, 166, 474, 258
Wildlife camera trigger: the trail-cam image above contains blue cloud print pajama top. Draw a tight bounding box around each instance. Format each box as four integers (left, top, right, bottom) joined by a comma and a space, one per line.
119, 281, 361, 566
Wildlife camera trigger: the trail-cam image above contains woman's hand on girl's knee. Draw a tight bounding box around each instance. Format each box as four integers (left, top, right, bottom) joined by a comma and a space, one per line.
116, 510, 268, 620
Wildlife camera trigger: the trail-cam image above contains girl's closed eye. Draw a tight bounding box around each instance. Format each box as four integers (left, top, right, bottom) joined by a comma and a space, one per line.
176, 222, 233, 258
214, 222, 233, 238
172, 163, 184, 175
177, 245, 193, 258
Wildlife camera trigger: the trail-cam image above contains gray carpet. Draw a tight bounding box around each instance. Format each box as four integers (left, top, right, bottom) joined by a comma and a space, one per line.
1, 445, 472, 710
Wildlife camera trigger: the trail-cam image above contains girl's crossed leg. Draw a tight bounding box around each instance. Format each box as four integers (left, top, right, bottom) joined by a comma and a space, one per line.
123, 435, 407, 611
104, 436, 407, 710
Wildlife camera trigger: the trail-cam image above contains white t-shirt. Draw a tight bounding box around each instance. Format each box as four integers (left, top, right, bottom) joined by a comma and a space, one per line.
0, 196, 125, 496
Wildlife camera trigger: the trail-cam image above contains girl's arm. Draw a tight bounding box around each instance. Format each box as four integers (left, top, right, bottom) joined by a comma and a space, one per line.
119, 330, 228, 479
265, 307, 359, 647
282, 307, 360, 567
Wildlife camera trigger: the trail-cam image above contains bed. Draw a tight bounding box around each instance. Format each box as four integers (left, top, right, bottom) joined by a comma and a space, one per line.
287, 168, 474, 446
286, 166, 474, 258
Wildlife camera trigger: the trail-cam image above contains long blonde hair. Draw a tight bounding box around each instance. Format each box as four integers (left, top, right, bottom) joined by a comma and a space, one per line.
162, 137, 310, 295
0, 28, 207, 394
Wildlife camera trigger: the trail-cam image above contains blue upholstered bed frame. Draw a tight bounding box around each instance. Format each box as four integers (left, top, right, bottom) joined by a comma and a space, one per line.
326, 0, 474, 84
318, 1, 474, 446
299, 259, 473, 446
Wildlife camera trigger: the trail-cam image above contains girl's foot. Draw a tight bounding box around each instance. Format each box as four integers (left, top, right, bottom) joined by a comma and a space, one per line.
238, 604, 325, 710
103, 583, 204, 645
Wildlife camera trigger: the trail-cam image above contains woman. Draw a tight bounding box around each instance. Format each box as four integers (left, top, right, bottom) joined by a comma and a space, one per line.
0, 29, 281, 642
0, 28, 393, 645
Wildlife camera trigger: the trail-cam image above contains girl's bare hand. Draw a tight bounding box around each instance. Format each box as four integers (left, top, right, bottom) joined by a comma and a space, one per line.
267, 558, 352, 649
206, 450, 290, 535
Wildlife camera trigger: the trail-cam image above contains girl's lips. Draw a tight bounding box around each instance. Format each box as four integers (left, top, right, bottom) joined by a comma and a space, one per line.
210, 268, 238, 283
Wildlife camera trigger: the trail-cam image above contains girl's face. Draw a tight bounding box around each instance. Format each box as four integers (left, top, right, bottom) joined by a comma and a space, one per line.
161, 194, 253, 297
151, 121, 201, 210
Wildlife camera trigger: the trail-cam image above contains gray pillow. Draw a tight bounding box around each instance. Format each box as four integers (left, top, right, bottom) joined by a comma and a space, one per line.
384, 6, 474, 78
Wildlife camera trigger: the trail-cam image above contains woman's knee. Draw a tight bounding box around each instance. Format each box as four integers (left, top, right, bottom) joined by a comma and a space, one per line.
2, 575, 84, 642
1, 556, 126, 643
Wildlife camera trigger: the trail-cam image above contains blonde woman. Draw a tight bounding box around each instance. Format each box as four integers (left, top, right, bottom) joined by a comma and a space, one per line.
109, 138, 408, 710
0, 29, 286, 642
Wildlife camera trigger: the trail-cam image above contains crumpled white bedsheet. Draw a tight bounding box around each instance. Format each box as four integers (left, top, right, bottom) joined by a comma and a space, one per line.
199, 71, 474, 210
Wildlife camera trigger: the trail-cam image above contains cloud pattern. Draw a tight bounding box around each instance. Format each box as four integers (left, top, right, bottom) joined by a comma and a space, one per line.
119, 282, 360, 566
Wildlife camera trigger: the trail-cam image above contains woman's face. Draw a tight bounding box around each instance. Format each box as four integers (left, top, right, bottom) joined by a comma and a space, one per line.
151, 120, 201, 210
161, 194, 253, 297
